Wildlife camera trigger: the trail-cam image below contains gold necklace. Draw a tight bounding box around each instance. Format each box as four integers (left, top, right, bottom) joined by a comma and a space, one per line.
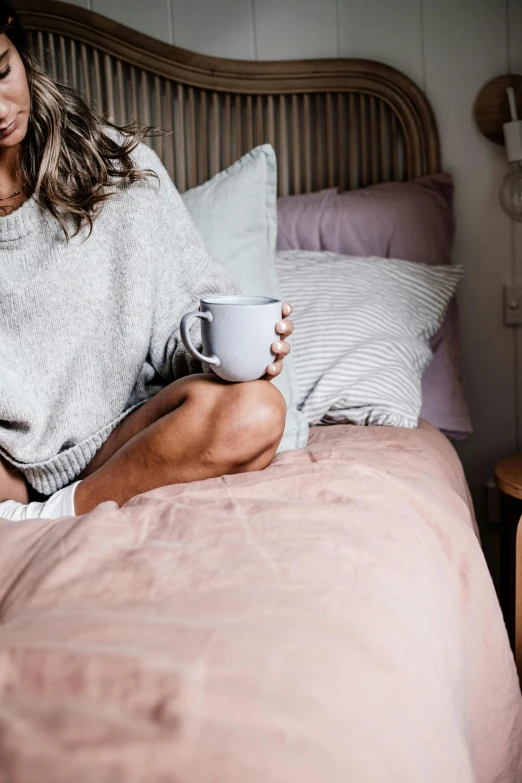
0, 185, 23, 201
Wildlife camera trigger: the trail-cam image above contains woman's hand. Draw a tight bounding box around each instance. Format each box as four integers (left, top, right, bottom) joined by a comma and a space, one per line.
265, 302, 294, 379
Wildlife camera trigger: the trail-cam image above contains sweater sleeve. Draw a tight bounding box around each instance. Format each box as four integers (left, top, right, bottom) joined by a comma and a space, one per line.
136, 145, 241, 381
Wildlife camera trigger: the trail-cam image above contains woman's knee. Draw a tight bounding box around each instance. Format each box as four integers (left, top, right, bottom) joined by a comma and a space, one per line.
183, 376, 286, 470
224, 379, 286, 456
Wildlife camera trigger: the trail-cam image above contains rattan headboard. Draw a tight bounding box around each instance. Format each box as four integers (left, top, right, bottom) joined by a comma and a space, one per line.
15, 0, 441, 195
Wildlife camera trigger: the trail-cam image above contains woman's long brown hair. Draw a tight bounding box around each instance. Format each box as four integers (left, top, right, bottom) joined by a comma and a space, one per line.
4, 2, 156, 238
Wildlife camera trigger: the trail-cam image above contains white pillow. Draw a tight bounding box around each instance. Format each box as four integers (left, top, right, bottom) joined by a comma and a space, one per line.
182, 146, 309, 452
275, 250, 463, 428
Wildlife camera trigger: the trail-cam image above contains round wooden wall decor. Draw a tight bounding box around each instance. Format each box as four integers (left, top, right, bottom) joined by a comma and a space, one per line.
474, 74, 522, 145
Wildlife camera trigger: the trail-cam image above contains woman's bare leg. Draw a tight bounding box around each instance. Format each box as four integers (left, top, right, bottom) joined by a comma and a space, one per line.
74, 374, 286, 515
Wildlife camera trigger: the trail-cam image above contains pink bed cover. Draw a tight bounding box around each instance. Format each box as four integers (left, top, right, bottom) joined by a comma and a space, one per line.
0, 421, 521, 782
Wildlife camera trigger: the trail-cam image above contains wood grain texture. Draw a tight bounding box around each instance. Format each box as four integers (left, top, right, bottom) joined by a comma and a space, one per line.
175, 82, 187, 192
19, 0, 441, 193
474, 75, 522, 146
303, 94, 312, 193
495, 454, 522, 500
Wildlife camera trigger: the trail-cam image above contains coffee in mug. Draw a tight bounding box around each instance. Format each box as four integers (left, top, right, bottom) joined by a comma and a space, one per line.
180, 295, 283, 382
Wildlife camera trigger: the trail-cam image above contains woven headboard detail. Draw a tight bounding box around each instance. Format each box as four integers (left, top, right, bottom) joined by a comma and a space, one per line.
16, 0, 441, 195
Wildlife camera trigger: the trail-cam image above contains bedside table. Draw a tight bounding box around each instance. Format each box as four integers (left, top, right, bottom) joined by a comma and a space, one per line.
494, 454, 522, 673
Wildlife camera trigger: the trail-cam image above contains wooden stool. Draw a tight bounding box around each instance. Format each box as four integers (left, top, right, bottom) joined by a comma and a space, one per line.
494, 454, 522, 676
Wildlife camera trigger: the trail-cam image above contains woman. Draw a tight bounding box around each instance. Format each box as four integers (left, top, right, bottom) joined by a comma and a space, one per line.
0, 4, 292, 521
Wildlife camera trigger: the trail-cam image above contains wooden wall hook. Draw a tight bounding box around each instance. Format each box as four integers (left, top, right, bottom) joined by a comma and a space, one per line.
474, 74, 522, 146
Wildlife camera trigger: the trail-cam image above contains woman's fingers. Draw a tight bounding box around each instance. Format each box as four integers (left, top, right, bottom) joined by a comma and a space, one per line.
271, 340, 291, 357
265, 359, 283, 377
264, 340, 289, 380
276, 318, 294, 338
265, 305, 293, 378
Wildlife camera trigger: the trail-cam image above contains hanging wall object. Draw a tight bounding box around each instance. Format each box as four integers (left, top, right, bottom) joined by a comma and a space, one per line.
474, 74, 522, 146
475, 75, 522, 222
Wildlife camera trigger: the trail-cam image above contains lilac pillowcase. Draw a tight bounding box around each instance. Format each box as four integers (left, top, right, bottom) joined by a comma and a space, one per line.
276, 175, 472, 438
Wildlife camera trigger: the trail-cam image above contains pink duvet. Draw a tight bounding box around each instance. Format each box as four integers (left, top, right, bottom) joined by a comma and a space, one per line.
0, 421, 521, 782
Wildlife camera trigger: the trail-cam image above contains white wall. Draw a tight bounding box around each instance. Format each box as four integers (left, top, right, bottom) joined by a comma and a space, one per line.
64, 0, 522, 525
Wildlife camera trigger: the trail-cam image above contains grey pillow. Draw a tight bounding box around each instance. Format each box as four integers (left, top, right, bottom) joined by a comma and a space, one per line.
275, 250, 463, 428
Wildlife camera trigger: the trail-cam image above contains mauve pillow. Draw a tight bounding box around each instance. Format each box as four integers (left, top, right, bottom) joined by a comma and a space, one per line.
276, 175, 472, 439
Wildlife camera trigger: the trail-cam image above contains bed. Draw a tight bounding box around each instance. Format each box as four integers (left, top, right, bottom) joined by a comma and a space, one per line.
1, 1, 521, 780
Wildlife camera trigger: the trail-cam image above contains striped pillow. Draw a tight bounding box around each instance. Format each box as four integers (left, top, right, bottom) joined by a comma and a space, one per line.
275, 250, 463, 428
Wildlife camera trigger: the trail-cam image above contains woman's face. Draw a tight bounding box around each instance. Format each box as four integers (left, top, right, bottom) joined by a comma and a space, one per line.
0, 33, 30, 151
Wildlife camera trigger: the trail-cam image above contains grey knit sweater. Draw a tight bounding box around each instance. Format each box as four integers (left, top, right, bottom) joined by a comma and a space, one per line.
0, 142, 238, 495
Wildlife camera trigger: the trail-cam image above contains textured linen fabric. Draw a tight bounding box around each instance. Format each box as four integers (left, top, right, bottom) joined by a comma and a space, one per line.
0, 422, 520, 782
0, 141, 239, 496
183, 144, 308, 452
275, 250, 462, 427
276, 175, 472, 439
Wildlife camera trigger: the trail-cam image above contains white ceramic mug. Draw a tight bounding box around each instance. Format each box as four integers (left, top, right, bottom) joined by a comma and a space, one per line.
180, 295, 283, 382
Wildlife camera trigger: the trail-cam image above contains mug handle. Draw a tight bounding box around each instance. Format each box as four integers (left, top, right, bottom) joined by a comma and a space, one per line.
180, 310, 221, 367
